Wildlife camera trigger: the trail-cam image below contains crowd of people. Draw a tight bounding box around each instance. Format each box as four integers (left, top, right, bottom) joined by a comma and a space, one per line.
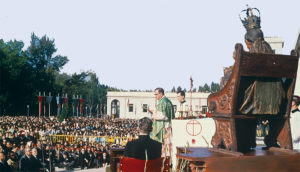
256, 120, 270, 137
0, 116, 138, 171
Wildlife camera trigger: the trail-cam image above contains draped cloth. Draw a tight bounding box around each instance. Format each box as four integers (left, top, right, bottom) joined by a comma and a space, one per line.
150, 96, 174, 160
239, 38, 285, 115
239, 78, 285, 114
239, 37, 285, 147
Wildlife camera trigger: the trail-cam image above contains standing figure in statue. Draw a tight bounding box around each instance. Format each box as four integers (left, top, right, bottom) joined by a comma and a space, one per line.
220, 7, 286, 150
239, 7, 285, 149
148, 87, 174, 161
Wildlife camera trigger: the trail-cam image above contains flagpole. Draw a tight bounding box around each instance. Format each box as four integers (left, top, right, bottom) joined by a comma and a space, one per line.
77, 95, 79, 117
43, 92, 46, 118
57, 94, 60, 117
135, 105, 136, 119
48, 92, 52, 117
190, 76, 193, 117
199, 98, 202, 117
125, 98, 129, 119
124, 98, 127, 119
38, 92, 41, 119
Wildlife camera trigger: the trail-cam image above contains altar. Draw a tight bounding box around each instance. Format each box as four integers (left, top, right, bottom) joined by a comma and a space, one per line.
171, 118, 215, 169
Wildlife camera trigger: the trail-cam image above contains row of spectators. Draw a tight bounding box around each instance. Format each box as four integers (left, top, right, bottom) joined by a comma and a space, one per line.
0, 116, 138, 171
0, 116, 138, 137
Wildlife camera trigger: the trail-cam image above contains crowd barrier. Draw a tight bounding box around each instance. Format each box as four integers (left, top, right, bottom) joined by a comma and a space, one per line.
46, 135, 133, 146
40, 126, 267, 146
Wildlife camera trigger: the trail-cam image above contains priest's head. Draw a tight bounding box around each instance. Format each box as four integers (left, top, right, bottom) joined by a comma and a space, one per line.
177, 91, 185, 103
138, 117, 153, 134
137, 117, 152, 135
154, 87, 164, 100
292, 95, 300, 111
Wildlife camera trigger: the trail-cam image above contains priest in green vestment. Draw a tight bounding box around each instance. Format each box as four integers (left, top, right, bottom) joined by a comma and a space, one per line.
148, 87, 174, 158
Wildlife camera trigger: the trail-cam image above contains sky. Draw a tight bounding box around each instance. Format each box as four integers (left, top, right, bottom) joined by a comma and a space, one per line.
1, 0, 299, 91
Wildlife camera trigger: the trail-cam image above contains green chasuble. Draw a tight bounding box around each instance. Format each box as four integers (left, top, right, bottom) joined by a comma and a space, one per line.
151, 96, 175, 143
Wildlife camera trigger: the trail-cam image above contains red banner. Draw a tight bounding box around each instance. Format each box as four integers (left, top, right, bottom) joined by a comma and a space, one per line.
64, 97, 68, 103
38, 96, 43, 102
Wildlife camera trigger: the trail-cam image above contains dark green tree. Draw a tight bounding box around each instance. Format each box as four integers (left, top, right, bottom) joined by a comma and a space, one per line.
55, 71, 110, 116
176, 86, 182, 92
27, 33, 68, 72
198, 86, 204, 92
171, 86, 176, 92
210, 82, 220, 93
0, 33, 69, 115
25, 33, 69, 115
203, 84, 210, 92
0, 39, 28, 114
59, 104, 70, 122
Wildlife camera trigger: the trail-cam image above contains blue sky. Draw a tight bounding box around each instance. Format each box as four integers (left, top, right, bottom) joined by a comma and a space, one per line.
1, 0, 299, 91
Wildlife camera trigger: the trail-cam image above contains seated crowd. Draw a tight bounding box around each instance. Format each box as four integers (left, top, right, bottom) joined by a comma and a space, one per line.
0, 116, 138, 171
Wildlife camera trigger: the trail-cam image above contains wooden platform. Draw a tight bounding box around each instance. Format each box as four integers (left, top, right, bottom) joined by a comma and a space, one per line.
177, 147, 300, 172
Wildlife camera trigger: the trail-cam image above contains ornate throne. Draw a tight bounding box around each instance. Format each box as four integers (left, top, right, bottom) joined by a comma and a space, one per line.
207, 43, 299, 152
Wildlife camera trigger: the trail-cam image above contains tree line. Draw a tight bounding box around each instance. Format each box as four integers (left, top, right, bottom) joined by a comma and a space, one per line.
171, 82, 220, 93
0, 33, 116, 116
0, 33, 220, 116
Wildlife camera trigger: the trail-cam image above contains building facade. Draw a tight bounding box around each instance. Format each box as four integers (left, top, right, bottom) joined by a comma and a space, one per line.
107, 91, 210, 119
294, 29, 300, 96
265, 37, 284, 54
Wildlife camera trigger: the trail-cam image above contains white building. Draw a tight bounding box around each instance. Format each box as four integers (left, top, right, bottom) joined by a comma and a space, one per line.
294, 29, 300, 96
107, 91, 210, 119
265, 37, 284, 54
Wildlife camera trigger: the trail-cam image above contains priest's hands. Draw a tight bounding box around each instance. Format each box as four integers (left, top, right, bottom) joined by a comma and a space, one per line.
148, 109, 153, 114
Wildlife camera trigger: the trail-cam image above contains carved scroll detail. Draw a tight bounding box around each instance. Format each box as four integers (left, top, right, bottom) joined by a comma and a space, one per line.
211, 120, 233, 150
216, 82, 234, 111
